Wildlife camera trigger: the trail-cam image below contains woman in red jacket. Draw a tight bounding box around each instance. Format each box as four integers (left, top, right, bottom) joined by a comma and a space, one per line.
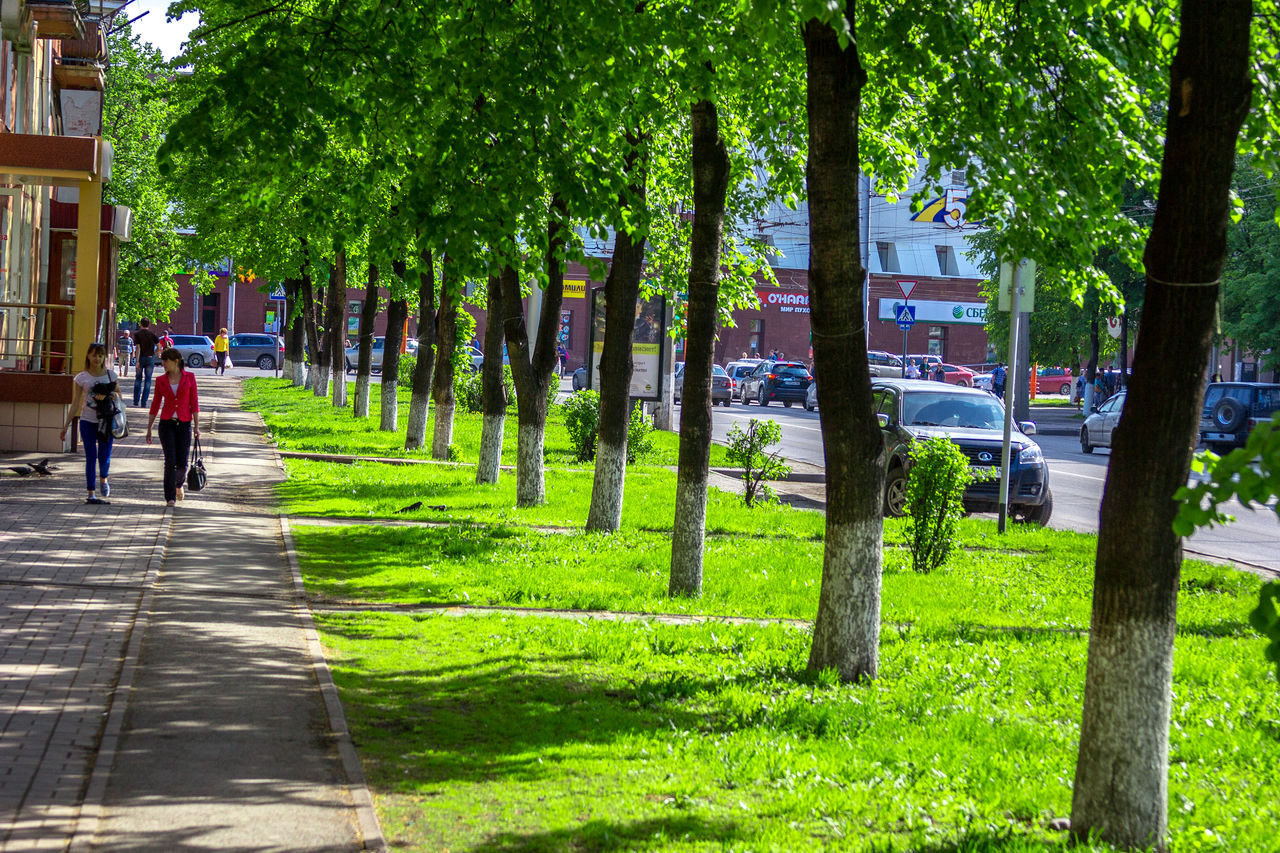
145, 347, 201, 506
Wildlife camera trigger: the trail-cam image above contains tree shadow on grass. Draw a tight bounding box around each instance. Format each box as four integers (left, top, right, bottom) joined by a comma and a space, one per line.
467, 815, 748, 852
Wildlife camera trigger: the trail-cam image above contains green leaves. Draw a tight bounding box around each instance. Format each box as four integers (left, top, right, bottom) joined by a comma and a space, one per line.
1173, 420, 1280, 537
1249, 583, 1280, 681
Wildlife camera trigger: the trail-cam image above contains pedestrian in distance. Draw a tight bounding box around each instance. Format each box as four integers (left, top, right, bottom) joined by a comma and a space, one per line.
213, 327, 230, 375
146, 347, 200, 507
59, 342, 122, 505
905, 361, 920, 379
933, 363, 947, 382
556, 343, 567, 376
158, 328, 174, 350
118, 331, 134, 377
131, 319, 160, 407
992, 362, 1007, 400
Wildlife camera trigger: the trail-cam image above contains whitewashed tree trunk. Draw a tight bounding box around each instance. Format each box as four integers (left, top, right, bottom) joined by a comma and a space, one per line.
290, 357, 305, 387
668, 467, 707, 596
432, 401, 455, 459
314, 363, 331, 397
585, 439, 627, 532
405, 389, 430, 450
515, 423, 545, 506
475, 413, 504, 484
807, 519, 883, 680
331, 363, 347, 408
380, 378, 399, 431
354, 373, 370, 418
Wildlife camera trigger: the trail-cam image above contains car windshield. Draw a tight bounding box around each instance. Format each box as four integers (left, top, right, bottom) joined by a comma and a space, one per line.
774, 364, 809, 377
712, 365, 727, 376
903, 391, 1004, 429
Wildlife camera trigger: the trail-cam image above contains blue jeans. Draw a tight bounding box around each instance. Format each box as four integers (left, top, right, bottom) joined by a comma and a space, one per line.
157, 419, 192, 503
133, 356, 155, 406
79, 419, 113, 492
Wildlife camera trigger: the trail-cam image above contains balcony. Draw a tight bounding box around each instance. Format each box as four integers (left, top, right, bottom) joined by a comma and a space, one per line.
27, 0, 85, 39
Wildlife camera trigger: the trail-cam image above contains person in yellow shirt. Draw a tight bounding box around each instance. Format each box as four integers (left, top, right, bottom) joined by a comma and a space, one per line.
213, 328, 230, 375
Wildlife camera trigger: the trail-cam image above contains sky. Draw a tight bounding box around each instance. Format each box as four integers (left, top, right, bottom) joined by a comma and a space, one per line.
121, 0, 198, 61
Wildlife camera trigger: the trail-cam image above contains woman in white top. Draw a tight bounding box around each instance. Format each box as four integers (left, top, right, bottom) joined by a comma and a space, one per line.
59, 342, 123, 504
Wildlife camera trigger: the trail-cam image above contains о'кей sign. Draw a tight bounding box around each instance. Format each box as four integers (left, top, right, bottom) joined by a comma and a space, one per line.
755, 289, 809, 314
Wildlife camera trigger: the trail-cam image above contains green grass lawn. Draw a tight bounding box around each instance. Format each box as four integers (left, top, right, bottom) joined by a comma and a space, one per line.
247, 376, 1279, 851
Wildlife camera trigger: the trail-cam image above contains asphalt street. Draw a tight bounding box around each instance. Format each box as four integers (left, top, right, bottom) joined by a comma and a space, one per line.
679, 396, 1280, 574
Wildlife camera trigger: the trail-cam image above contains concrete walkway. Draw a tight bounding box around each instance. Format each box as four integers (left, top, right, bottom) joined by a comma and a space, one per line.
0, 373, 382, 852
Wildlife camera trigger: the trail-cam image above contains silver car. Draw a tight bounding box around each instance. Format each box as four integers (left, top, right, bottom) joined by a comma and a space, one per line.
345, 336, 419, 372
168, 334, 216, 369
1081, 391, 1125, 454
228, 333, 283, 370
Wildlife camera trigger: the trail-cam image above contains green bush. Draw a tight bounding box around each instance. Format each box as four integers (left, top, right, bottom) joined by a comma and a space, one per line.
626, 403, 655, 463
562, 390, 600, 461
397, 354, 416, 389
904, 436, 986, 573
725, 419, 791, 507
455, 368, 483, 413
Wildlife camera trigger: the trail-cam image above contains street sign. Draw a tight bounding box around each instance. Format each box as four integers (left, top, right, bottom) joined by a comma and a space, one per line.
268, 284, 286, 301
895, 304, 916, 330
997, 259, 1036, 312
1106, 316, 1122, 339
897, 279, 917, 301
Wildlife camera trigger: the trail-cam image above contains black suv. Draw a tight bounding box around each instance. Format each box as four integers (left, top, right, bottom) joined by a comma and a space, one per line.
874, 379, 1053, 524
1200, 382, 1280, 453
741, 361, 812, 407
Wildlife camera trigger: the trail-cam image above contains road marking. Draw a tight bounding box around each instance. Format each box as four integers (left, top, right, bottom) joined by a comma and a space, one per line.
719, 408, 824, 432
1050, 468, 1107, 483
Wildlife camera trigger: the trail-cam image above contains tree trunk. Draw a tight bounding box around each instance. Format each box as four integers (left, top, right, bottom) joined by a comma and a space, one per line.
381, 291, 408, 432
299, 254, 322, 392
329, 249, 349, 408
285, 280, 306, 386
405, 250, 437, 451
353, 264, 379, 418
476, 272, 507, 484
1071, 3, 1252, 849
1119, 308, 1129, 388
586, 142, 648, 533
1084, 311, 1100, 413
316, 258, 340, 398
803, 5, 885, 683
500, 198, 567, 507
431, 256, 459, 460
668, 101, 729, 595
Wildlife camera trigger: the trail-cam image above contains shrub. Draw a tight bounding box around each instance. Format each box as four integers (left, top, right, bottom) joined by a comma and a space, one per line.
725, 419, 791, 507
455, 368, 483, 413
626, 403, 655, 463
563, 390, 601, 461
397, 354, 416, 389
904, 436, 988, 573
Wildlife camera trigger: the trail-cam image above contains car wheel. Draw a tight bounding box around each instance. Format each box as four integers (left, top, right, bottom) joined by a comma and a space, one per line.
256, 355, 275, 370
757, 390, 767, 406
804, 401, 814, 412
1059, 383, 1071, 395
186, 353, 204, 368
883, 467, 908, 517
783, 400, 792, 408
1212, 398, 1248, 432
1015, 488, 1053, 526
1080, 427, 1094, 454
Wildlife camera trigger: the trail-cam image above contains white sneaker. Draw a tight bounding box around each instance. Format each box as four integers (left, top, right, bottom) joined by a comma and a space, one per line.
100, 480, 110, 498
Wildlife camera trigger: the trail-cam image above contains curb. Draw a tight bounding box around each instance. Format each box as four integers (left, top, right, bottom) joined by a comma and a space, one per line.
267, 406, 387, 853
281, 516, 388, 853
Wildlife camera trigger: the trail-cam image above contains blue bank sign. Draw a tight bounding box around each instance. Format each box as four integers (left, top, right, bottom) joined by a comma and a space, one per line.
878, 299, 987, 326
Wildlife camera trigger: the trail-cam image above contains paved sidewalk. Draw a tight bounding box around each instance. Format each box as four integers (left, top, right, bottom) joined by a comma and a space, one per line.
0, 373, 381, 851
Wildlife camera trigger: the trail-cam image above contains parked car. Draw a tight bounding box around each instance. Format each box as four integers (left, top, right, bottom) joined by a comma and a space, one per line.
1036, 366, 1074, 395
674, 363, 733, 406
909, 354, 942, 370
227, 333, 283, 370
973, 372, 994, 392
875, 378, 1051, 524
1080, 390, 1126, 453
168, 334, 216, 369
1199, 381, 1280, 454
923, 363, 975, 386
572, 366, 589, 391
464, 344, 484, 372
804, 378, 818, 411
345, 336, 421, 372
740, 360, 812, 407
867, 350, 906, 377
724, 361, 758, 401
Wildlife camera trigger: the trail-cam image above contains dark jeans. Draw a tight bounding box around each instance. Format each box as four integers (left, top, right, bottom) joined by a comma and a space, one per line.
78, 419, 113, 492
158, 419, 192, 502
133, 356, 156, 406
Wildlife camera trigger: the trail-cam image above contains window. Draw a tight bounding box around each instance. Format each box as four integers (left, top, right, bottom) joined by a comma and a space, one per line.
935, 245, 958, 276
928, 326, 946, 358
876, 242, 900, 272
749, 319, 764, 356
950, 169, 966, 186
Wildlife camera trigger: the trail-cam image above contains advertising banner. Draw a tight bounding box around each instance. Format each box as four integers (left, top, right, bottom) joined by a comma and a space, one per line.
877, 298, 987, 325
588, 288, 665, 400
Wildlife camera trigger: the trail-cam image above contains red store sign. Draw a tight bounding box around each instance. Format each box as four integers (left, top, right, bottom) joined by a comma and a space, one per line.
756, 289, 810, 314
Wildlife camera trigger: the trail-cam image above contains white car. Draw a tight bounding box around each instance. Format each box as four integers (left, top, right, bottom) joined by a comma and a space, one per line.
1080, 391, 1126, 453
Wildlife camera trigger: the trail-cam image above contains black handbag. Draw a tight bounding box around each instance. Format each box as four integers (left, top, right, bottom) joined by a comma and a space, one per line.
187, 434, 207, 492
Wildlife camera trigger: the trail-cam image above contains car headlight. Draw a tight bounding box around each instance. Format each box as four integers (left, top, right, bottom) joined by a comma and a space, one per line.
1017, 443, 1043, 464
